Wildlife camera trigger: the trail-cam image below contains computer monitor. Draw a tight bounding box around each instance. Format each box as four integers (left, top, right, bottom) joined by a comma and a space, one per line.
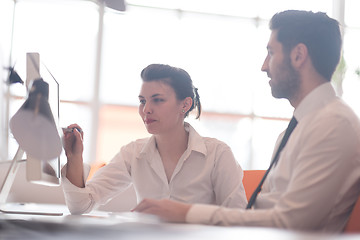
25, 52, 60, 186
0, 52, 63, 215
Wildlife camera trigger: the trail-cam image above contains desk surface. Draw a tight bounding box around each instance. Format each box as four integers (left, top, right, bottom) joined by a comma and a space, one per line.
1, 203, 359, 240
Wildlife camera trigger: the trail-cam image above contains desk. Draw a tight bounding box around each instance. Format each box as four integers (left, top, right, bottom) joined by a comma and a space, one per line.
1, 203, 360, 240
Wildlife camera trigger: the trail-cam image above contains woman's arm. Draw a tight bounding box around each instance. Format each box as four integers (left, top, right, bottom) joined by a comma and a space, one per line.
211, 143, 247, 208
62, 124, 85, 188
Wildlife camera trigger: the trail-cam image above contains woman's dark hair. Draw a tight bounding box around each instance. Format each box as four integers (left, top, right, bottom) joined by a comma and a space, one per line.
270, 10, 342, 81
141, 64, 201, 119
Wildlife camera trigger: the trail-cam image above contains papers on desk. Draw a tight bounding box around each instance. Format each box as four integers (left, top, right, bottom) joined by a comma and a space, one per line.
64, 211, 162, 226
0, 202, 65, 217
0, 203, 161, 227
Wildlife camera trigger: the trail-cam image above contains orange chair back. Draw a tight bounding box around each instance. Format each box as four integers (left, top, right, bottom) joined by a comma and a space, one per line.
344, 194, 360, 233
243, 170, 360, 233
243, 170, 266, 201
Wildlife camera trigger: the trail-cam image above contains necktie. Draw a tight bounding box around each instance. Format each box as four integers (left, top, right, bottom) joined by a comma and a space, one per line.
246, 117, 298, 209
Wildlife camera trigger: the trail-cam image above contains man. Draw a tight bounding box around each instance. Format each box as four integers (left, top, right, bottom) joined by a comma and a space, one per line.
133, 10, 360, 232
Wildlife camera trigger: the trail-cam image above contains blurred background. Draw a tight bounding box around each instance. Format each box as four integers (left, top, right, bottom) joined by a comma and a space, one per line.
1, 0, 359, 171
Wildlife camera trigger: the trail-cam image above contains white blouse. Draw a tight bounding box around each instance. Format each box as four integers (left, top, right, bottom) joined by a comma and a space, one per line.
62, 123, 247, 214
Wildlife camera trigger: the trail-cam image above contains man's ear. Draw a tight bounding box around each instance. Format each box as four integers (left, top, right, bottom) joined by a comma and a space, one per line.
291, 43, 308, 68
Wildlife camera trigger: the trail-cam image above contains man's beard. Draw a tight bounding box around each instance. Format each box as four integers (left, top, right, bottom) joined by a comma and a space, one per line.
271, 57, 301, 100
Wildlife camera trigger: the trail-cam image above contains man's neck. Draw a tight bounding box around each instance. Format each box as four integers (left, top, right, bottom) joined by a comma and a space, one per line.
290, 75, 328, 109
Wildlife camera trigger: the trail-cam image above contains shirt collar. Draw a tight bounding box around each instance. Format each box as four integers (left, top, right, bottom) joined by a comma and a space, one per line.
184, 122, 207, 156
138, 135, 157, 159
294, 82, 337, 122
137, 122, 207, 160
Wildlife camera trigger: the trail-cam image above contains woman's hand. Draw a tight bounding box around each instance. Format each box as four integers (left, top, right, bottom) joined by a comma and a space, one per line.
62, 124, 84, 159
62, 123, 85, 188
132, 198, 191, 223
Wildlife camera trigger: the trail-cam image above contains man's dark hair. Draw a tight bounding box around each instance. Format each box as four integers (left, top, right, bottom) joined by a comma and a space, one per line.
270, 10, 342, 81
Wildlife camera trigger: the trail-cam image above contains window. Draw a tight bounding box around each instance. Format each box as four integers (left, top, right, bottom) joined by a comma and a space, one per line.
343, 0, 360, 117
8, 0, 99, 164
0, 0, 15, 161
3, 0, 359, 171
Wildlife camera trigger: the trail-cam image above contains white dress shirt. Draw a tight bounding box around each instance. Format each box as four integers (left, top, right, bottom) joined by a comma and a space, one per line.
61, 123, 247, 214
186, 83, 360, 232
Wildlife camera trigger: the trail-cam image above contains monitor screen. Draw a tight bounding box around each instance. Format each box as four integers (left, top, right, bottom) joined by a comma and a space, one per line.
0, 52, 63, 214
25, 52, 60, 186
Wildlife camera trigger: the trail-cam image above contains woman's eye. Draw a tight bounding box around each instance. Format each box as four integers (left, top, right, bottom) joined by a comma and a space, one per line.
153, 98, 164, 103
139, 99, 146, 104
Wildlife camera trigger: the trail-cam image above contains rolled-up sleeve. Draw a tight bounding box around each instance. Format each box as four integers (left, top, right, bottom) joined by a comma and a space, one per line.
61, 163, 94, 214
61, 146, 134, 215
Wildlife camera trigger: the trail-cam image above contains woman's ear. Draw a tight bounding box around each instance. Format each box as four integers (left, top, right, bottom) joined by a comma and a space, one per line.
181, 97, 193, 113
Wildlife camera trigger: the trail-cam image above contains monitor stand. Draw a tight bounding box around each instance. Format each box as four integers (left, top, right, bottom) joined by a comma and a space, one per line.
0, 203, 63, 216
0, 147, 63, 216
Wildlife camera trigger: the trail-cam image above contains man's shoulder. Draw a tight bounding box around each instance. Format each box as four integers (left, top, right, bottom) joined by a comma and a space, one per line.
323, 98, 360, 125
301, 98, 360, 142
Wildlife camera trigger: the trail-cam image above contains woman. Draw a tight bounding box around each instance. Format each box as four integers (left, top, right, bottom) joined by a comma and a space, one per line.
62, 64, 247, 214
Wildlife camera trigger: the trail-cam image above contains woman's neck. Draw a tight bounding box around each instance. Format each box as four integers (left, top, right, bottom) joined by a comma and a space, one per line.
155, 125, 189, 158
155, 124, 189, 182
